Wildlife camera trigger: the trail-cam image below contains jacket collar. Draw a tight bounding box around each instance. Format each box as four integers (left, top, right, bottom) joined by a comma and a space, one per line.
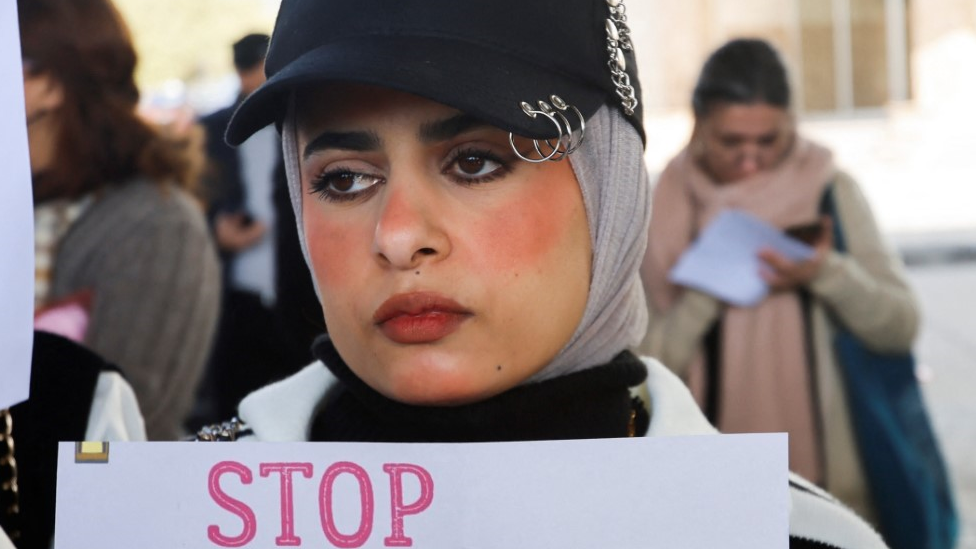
238, 355, 715, 441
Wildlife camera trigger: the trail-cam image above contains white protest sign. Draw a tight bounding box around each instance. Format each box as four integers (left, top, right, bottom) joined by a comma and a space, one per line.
0, 0, 35, 409
57, 435, 788, 548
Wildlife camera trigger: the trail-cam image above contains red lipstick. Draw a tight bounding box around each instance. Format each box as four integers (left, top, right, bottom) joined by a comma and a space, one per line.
373, 292, 472, 344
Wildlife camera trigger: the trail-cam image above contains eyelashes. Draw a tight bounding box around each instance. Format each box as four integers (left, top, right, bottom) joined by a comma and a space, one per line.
308, 170, 383, 203
443, 148, 511, 184
307, 147, 514, 203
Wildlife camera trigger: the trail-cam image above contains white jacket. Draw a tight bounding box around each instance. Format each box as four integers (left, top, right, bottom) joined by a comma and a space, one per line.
235, 356, 889, 549
85, 371, 147, 441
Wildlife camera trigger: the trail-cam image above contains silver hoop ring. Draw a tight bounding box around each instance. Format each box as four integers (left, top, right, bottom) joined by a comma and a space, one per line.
509, 104, 565, 163
550, 95, 586, 154
549, 108, 574, 159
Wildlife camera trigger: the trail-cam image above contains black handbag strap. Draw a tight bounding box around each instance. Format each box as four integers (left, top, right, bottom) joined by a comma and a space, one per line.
818, 181, 847, 254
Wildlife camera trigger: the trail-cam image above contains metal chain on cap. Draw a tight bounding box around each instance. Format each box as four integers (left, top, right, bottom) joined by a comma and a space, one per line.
605, 0, 638, 116
509, 0, 633, 161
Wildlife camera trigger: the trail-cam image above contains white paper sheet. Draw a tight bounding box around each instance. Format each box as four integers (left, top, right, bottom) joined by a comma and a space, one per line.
669, 209, 815, 307
0, 1, 35, 409
56, 435, 789, 548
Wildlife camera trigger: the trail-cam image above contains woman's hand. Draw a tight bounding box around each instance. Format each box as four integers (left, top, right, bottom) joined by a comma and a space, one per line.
758, 216, 834, 292
215, 212, 267, 253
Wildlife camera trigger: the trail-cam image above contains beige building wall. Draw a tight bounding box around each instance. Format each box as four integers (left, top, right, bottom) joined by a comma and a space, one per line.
625, 0, 976, 235
626, 1, 712, 114
628, 0, 801, 115
910, 0, 976, 113
113, 0, 278, 89
630, 0, 976, 117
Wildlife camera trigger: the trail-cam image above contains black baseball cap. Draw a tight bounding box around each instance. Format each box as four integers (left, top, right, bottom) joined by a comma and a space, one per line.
225, 0, 644, 146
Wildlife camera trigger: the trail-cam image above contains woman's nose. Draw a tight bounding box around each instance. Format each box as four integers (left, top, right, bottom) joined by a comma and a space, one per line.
372, 180, 450, 269
736, 146, 762, 176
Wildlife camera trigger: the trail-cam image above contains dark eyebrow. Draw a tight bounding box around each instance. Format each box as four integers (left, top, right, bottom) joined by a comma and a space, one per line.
302, 130, 381, 160
418, 114, 492, 143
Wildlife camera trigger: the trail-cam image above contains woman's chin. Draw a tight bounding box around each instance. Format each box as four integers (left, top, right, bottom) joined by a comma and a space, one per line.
367, 357, 503, 407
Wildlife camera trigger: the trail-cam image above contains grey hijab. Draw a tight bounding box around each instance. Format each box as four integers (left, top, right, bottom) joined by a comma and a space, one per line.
281, 103, 651, 382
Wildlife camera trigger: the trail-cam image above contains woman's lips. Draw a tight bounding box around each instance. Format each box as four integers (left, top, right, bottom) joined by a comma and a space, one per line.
373, 292, 472, 344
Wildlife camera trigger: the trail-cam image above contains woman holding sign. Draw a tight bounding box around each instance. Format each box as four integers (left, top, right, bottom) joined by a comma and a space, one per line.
639, 39, 920, 525
200, 2, 888, 547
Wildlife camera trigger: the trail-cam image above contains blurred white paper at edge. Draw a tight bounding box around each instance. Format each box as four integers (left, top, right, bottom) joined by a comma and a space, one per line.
0, 2, 35, 409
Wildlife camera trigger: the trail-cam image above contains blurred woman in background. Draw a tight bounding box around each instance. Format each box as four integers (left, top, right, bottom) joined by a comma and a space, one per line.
640, 38, 919, 521
19, 0, 220, 441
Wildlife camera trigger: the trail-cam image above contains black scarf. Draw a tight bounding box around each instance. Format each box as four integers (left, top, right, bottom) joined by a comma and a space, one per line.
309, 335, 649, 443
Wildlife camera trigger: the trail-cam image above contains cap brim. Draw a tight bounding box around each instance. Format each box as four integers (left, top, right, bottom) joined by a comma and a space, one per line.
225, 36, 606, 146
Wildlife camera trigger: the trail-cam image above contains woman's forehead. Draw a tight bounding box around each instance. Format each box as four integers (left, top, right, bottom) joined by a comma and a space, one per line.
296, 83, 457, 126
701, 102, 791, 133
294, 82, 506, 149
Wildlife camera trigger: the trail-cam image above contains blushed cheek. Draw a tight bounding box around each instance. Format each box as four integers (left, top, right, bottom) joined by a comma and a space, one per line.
303, 209, 358, 295
472, 176, 585, 275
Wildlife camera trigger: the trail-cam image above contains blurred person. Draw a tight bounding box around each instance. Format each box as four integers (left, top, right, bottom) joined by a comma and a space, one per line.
19, 0, 221, 440
195, 2, 889, 547
195, 33, 322, 425
640, 38, 919, 522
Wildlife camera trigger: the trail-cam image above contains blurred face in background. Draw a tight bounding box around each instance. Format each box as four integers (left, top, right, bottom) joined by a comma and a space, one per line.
237, 61, 266, 98
295, 83, 592, 406
22, 63, 64, 175
19, 0, 153, 201
693, 101, 795, 184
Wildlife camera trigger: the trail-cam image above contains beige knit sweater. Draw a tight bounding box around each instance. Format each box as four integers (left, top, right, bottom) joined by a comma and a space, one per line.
48, 178, 220, 440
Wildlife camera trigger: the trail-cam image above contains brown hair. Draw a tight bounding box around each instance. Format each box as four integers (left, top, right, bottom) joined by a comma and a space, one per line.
692, 38, 791, 118
18, 0, 202, 201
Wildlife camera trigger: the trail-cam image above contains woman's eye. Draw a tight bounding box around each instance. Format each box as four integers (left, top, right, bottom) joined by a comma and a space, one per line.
309, 170, 383, 202
457, 155, 492, 175
720, 136, 743, 148
446, 149, 508, 183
